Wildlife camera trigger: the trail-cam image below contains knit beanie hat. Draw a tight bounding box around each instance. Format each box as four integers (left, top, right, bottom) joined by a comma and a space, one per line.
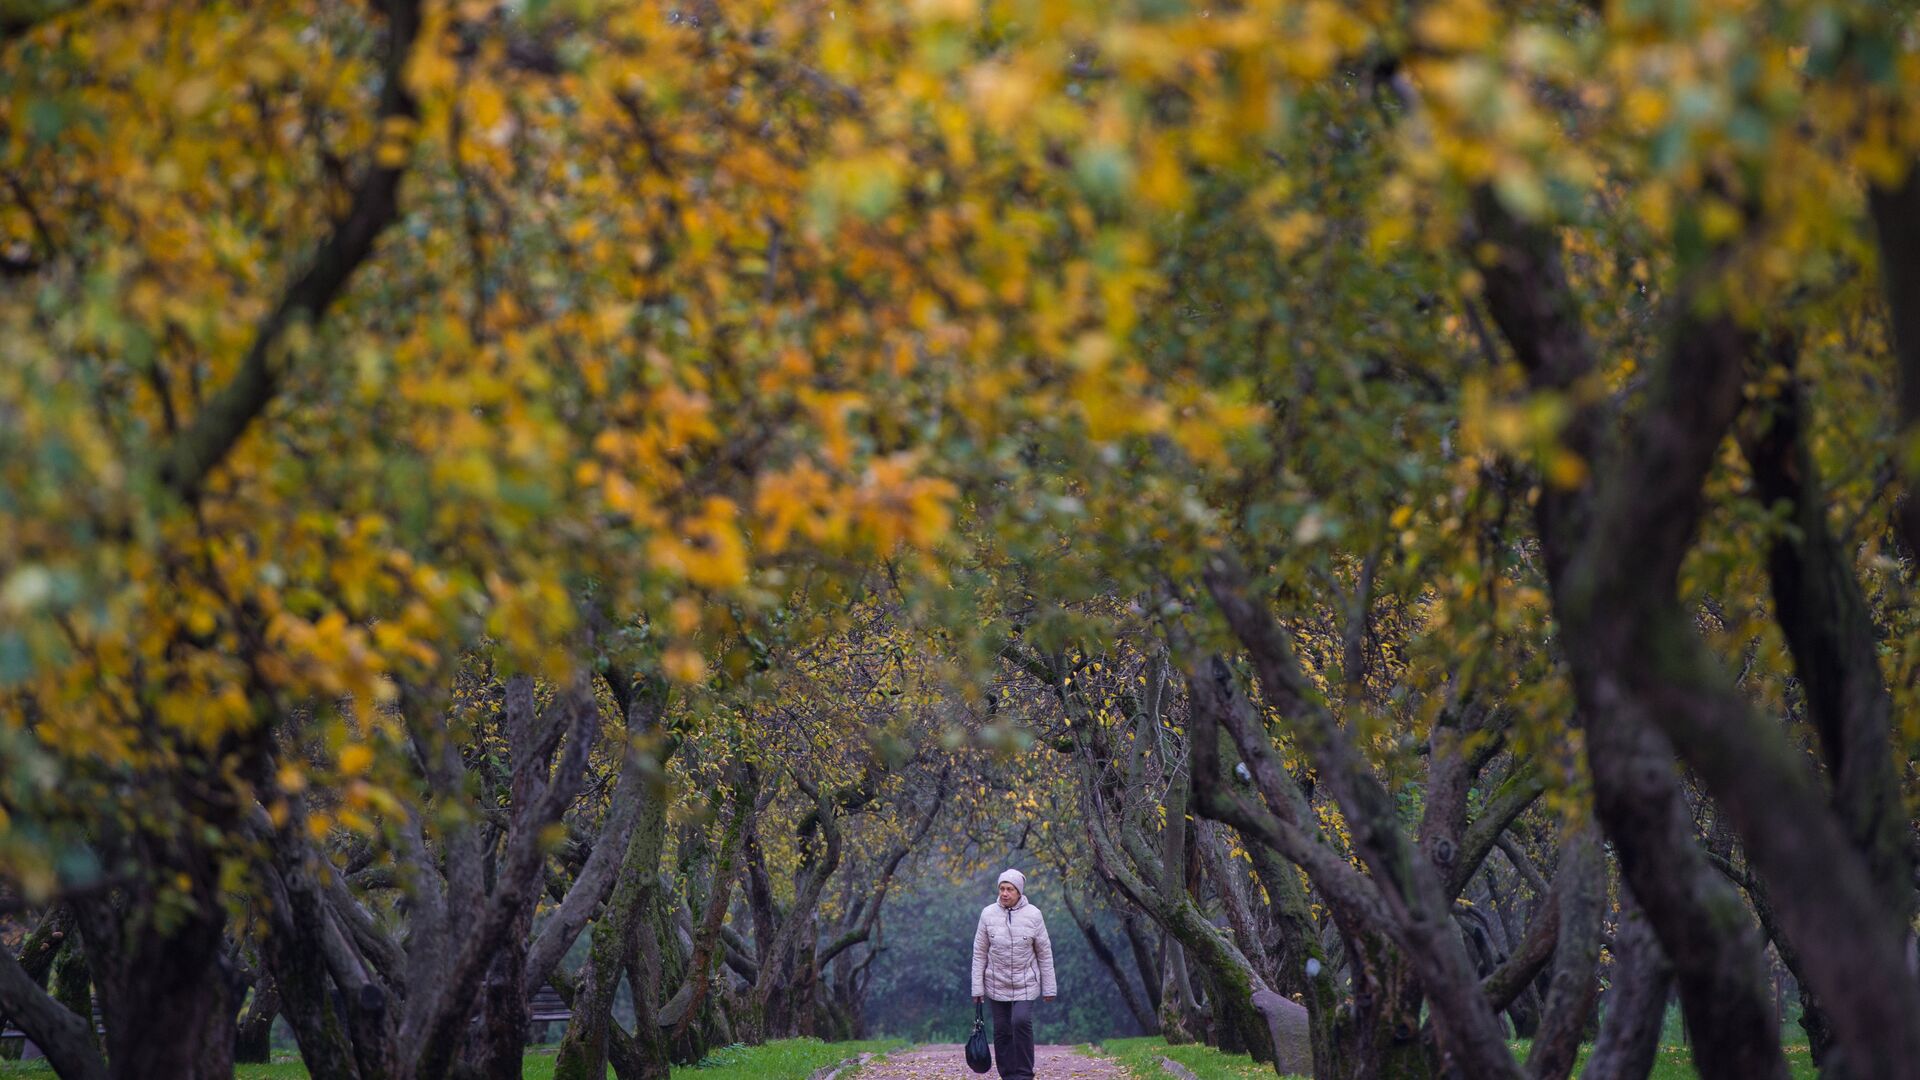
998, 868, 1025, 895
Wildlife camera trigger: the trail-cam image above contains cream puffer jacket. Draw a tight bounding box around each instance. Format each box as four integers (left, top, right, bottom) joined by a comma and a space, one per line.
971, 896, 1057, 1001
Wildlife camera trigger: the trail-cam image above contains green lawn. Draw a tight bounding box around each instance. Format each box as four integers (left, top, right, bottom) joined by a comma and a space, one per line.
3, 1035, 1815, 1078
1097, 1036, 1290, 1080
1, 1039, 908, 1080
1561, 1041, 1815, 1080
1095, 1036, 1819, 1079
3, 1052, 309, 1078
661, 1038, 906, 1079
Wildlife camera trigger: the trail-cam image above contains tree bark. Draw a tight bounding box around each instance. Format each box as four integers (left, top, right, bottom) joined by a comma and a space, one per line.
1153, 763, 1210, 1046
522, 749, 652, 997
741, 786, 843, 1043
1867, 164, 1920, 562
1736, 344, 1916, 931
1479, 876, 1557, 1019
1467, 192, 1894, 1079
0, 941, 104, 1080
8, 906, 70, 994
234, 974, 281, 1064
670, 773, 749, 1050
1124, 912, 1163, 1016
73, 850, 237, 1080
1197, 820, 1278, 990
404, 680, 602, 1080
1521, 825, 1602, 1080
256, 833, 381, 1080
1201, 579, 1521, 1079
1584, 885, 1673, 1080
1184, 656, 1390, 1077
1081, 767, 1283, 1066
553, 764, 672, 1080
1063, 890, 1158, 1033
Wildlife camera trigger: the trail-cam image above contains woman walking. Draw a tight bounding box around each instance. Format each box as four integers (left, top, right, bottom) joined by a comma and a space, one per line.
971, 869, 1058, 1080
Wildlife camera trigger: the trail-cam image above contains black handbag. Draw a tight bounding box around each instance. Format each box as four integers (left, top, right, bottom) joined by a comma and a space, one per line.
965, 1001, 993, 1073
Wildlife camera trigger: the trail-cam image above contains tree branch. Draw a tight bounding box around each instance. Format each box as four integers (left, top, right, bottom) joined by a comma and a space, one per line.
1468, 187, 1839, 1080
1449, 764, 1548, 899
1868, 164, 1920, 561
404, 679, 600, 1079
0, 946, 104, 1080
155, 0, 422, 502
1735, 339, 1914, 922
1203, 560, 1521, 1078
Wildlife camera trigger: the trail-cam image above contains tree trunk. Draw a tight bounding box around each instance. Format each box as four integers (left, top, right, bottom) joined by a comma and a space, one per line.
742, 783, 846, 1046
1481, 865, 1543, 1038
1, 908, 72, 1061
1196, 594, 1522, 1080
1062, 890, 1157, 1034
48, 939, 91, 1046
1868, 163, 1920, 563
11, 907, 71, 993
0, 939, 103, 1080
255, 813, 387, 1080
1326, 921, 1432, 1080
631, 872, 690, 1060
1158, 944, 1204, 1045
1737, 354, 1916, 929
1161, 898, 1280, 1065
1124, 913, 1163, 1016
76, 863, 237, 1080
1240, 837, 1338, 1079
1521, 825, 1602, 1080
1197, 820, 1277, 990
1473, 189, 1920, 1078
234, 975, 281, 1064
459, 909, 532, 1080
670, 776, 748, 1055
553, 771, 671, 1080
1156, 773, 1208, 1046
457, 676, 576, 1080
1585, 885, 1673, 1080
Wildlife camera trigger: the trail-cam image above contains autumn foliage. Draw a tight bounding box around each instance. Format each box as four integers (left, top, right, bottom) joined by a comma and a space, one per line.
4, 1, 1920, 1078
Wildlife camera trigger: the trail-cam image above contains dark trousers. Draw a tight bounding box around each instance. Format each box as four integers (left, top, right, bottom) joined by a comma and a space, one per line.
990, 998, 1036, 1080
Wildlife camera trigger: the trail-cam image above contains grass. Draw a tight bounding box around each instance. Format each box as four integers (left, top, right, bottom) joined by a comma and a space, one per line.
2, 1039, 909, 1080
1548, 1040, 1816, 1080
1097, 1036, 1289, 1079
3, 1034, 1815, 1079
2, 1056, 309, 1079
662, 1038, 907, 1079
1094, 1036, 1820, 1079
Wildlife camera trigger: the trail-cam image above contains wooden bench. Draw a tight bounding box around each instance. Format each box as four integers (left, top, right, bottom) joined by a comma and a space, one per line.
0, 1024, 32, 1059
4, 999, 120, 1060
528, 983, 572, 1026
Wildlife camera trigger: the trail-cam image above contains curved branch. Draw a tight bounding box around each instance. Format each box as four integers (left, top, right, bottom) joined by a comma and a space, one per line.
403, 679, 600, 1079
0, 947, 105, 1080
1449, 764, 1548, 898
156, 0, 422, 502
816, 775, 947, 969
523, 745, 651, 996
1735, 343, 1914, 922
1185, 658, 1391, 929
1199, 573, 1521, 1079
1522, 825, 1604, 1080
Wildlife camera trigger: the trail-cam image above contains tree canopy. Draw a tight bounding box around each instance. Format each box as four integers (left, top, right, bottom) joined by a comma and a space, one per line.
4, 1, 1920, 1078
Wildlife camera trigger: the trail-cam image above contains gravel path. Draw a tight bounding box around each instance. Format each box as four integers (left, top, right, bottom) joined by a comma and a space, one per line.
854, 1044, 1131, 1079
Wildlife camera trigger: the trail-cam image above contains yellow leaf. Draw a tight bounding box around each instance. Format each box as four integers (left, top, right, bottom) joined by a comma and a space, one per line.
339, 744, 374, 777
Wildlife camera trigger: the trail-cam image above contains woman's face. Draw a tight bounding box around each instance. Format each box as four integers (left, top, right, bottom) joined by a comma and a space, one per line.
998, 882, 1019, 907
